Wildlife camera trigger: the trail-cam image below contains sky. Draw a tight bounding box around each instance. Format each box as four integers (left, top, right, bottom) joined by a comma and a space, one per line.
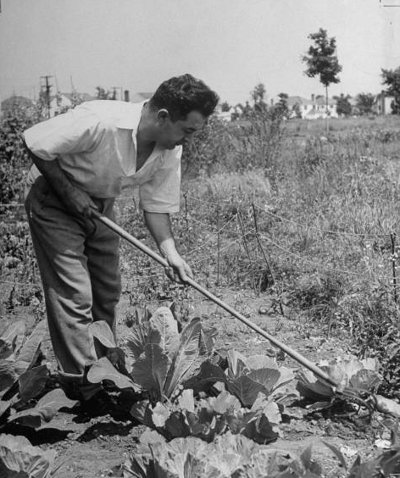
1, 0, 400, 105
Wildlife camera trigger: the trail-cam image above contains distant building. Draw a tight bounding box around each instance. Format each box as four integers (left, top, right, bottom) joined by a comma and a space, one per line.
215, 104, 240, 122
287, 94, 338, 119
373, 92, 395, 115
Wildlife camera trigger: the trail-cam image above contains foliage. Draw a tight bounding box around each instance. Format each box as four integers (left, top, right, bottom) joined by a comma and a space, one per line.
0, 105, 43, 210
130, 388, 280, 444
302, 28, 342, 89
302, 27, 342, 126
356, 92, 375, 116
381, 66, 400, 114
250, 83, 267, 107
297, 356, 382, 411
220, 101, 230, 112
275, 92, 290, 119
88, 306, 217, 402
123, 431, 351, 478
186, 350, 293, 407
334, 93, 352, 117
181, 106, 285, 178
0, 320, 77, 431
122, 424, 400, 478
0, 434, 57, 478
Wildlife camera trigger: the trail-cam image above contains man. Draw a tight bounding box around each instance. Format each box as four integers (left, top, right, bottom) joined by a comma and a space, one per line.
23, 74, 219, 412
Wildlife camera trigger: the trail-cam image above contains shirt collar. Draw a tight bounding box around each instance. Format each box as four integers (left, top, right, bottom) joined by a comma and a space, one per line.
116, 101, 146, 130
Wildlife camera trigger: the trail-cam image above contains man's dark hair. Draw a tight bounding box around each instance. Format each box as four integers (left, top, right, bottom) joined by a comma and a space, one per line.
149, 74, 219, 121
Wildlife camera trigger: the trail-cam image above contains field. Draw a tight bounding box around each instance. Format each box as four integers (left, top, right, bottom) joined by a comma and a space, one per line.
2, 108, 400, 477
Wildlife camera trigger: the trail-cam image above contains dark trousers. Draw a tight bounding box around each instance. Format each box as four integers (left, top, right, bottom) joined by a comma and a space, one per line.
25, 176, 121, 384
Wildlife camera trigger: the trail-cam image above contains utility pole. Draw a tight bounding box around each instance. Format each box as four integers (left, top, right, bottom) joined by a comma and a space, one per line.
40, 75, 53, 118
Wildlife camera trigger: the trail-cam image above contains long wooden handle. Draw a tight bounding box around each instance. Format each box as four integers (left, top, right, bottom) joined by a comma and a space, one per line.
92, 210, 338, 388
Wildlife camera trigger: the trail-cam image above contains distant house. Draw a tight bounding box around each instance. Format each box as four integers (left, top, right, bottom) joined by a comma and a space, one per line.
215, 104, 239, 122
373, 92, 395, 115
287, 95, 338, 119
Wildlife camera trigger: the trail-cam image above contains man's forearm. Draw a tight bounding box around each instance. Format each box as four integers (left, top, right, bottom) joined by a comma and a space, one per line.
144, 211, 193, 282
143, 211, 178, 258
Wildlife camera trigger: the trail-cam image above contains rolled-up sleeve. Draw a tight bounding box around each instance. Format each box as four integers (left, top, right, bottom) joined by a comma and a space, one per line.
23, 105, 102, 161
139, 146, 182, 213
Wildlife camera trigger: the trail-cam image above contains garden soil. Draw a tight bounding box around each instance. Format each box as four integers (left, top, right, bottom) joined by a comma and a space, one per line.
0, 289, 389, 478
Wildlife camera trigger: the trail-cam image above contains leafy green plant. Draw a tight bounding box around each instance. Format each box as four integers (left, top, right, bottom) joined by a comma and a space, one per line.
130, 388, 280, 444
0, 320, 77, 431
0, 434, 57, 478
186, 349, 294, 407
87, 306, 217, 402
296, 356, 384, 413
123, 431, 340, 478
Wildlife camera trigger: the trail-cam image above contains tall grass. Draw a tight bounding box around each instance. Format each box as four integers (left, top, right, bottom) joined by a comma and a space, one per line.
178, 114, 400, 396
2, 105, 400, 396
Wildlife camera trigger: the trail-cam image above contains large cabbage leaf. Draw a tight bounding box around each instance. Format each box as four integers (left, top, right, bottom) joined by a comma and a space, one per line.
87, 357, 139, 391
225, 351, 286, 407
0, 434, 56, 478
125, 306, 180, 361
297, 356, 383, 403
183, 360, 226, 394
9, 388, 77, 429
131, 337, 170, 399
131, 388, 280, 444
88, 311, 213, 401
0, 321, 26, 359
89, 320, 117, 348
148, 307, 179, 356
0, 360, 18, 395
163, 318, 202, 398
124, 432, 289, 478
17, 320, 51, 364
18, 365, 49, 402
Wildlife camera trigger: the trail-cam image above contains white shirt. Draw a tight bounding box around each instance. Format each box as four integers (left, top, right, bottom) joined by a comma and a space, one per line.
23, 100, 182, 213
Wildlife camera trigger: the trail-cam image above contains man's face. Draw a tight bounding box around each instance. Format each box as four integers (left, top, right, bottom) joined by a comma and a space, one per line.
157, 110, 206, 149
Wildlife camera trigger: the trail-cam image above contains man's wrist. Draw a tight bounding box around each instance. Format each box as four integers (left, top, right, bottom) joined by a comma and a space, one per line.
159, 238, 178, 259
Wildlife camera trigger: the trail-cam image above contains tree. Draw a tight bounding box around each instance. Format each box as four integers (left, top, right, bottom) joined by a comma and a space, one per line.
355, 93, 375, 116
302, 28, 342, 125
276, 93, 289, 118
250, 83, 267, 113
251, 83, 266, 104
293, 103, 302, 119
220, 101, 231, 112
381, 67, 400, 114
333, 93, 352, 117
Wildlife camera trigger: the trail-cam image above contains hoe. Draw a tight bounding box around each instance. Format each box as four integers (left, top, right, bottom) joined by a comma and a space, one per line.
92, 210, 379, 412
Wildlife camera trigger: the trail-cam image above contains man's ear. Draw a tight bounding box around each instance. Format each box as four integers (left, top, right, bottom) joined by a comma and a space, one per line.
157, 109, 170, 123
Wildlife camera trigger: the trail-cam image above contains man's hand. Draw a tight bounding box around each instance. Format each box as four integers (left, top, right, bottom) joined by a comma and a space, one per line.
143, 211, 193, 283
62, 184, 98, 218
165, 250, 193, 283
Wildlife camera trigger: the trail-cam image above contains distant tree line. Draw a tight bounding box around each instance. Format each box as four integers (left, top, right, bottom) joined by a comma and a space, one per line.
220, 27, 400, 120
